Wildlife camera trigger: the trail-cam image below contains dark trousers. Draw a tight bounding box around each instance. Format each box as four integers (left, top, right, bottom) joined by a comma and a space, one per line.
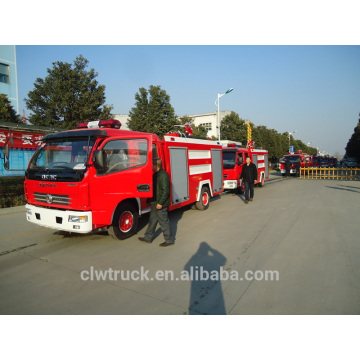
244, 181, 254, 201
144, 204, 173, 243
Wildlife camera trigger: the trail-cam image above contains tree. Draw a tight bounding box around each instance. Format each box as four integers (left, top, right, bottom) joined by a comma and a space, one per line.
256, 126, 282, 161
128, 85, 178, 137
220, 111, 247, 144
345, 119, 360, 161
0, 94, 20, 123
178, 116, 208, 138
25, 55, 113, 129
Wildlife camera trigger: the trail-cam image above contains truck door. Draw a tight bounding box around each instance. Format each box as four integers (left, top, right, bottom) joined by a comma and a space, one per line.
252, 154, 258, 168
264, 153, 269, 178
169, 147, 189, 205
211, 149, 223, 193
90, 137, 154, 224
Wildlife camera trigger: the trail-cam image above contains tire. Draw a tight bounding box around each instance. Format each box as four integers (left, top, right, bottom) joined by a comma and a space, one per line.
258, 175, 265, 187
195, 186, 210, 211
108, 202, 139, 240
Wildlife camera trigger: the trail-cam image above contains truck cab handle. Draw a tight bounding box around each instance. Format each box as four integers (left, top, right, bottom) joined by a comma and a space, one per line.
137, 184, 151, 192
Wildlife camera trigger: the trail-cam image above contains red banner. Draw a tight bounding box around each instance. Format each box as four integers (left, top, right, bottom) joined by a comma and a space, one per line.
0, 130, 45, 150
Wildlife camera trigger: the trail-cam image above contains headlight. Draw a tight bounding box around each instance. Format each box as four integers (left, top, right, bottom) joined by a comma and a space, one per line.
26, 209, 32, 216
68, 215, 88, 223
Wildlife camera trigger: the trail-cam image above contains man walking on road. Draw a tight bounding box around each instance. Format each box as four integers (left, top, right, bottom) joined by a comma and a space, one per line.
240, 156, 258, 204
139, 158, 174, 247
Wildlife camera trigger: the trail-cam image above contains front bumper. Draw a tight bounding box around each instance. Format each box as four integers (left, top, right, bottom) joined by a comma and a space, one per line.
223, 180, 238, 189
25, 204, 93, 233
281, 169, 296, 174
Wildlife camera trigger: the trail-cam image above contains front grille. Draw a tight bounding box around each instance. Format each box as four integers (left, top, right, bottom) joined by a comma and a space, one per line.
224, 174, 228, 178
34, 192, 71, 205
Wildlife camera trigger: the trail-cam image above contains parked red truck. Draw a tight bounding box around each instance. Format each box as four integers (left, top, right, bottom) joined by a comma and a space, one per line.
222, 144, 269, 193
280, 151, 307, 176
24, 120, 224, 240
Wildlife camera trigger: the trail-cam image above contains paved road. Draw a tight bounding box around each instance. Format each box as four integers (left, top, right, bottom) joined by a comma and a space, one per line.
1, 173, 359, 314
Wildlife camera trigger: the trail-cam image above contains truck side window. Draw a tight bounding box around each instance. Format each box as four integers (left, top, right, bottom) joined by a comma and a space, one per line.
100, 139, 148, 175
152, 143, 158, 160
238, 154, 243, 165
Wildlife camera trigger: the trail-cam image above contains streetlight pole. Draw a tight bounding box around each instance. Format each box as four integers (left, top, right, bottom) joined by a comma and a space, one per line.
215, 88, 233, 141
288, 130, 297, 148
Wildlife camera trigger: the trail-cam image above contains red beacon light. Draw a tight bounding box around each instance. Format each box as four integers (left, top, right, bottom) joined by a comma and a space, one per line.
99, 119, 121, 129
77, 122, 89, 129
76, 119, 121, 129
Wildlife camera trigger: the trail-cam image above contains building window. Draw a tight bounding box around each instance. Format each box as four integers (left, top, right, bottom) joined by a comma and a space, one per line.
200, 122, 212, 131
0, 63, 10, 84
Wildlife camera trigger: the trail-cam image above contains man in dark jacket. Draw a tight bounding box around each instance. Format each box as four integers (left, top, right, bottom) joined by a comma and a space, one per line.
240, 156, 258, 204
139, 158, 174, 246
285, 159, 291, 176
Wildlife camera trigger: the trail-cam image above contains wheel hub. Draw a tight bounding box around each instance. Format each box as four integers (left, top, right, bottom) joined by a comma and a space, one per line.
119, 211, 133, 232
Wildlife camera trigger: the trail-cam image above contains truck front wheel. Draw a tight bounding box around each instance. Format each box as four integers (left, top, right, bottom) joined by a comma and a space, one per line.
195, 186, 210, 210
108, 202, 139, 240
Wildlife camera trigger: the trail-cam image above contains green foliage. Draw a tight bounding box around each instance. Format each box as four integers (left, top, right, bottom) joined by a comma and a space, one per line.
0, 176, 26, 208
178, 116, 208, 138
0, 94, 21, 123
25, 55, 113, 129
219, 111, 318, 161
128, 85, 178, 138
345, 120, 360, 161
220, 111, 247, 144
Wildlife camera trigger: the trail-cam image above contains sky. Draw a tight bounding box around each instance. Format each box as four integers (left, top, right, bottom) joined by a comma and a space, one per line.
15, 45, 360, 156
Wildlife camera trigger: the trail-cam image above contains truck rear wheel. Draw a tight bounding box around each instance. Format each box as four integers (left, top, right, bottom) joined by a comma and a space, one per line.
195, 186, 210, 211
258, 175, 265, 187
108, 202, 139, 240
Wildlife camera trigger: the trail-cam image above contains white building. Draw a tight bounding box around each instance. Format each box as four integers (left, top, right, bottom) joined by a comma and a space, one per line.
112, 114, 130, 130
186, 111, 232, 139
113, 111, 233, 139
0, 45, 19, 114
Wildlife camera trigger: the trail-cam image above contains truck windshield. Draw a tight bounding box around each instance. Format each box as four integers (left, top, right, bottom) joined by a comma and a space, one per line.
29, 137, 95, 170
281, 155, 300, 163
223, 151, 237, 169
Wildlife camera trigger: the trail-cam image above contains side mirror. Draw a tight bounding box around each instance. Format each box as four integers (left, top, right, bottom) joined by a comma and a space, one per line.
92, 150, 106, 170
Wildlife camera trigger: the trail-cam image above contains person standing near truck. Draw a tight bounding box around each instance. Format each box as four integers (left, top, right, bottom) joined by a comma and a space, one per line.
139, 158, 174, 246
240, 156, 258, 204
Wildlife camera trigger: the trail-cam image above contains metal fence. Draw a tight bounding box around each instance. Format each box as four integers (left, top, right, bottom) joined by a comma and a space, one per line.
299, 167, 360, 180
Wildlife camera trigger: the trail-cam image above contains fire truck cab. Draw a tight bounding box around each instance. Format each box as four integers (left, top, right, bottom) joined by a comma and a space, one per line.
24, 120, 224, 240
222, 144, 269, 193
280, 150, 306, 175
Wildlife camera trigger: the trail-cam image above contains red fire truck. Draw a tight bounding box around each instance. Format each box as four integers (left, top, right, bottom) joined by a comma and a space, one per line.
280, 150, 307, 176
222, 144, 269, 193
23, 120, 224, 240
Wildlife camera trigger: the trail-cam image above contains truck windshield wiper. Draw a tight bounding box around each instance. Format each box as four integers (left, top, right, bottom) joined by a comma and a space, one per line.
52, 165, 74, 170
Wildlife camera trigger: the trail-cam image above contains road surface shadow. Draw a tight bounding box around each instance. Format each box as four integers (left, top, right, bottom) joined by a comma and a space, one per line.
184, 242, 227, 315
325, 186, 360, 193
339, 184, 360, 190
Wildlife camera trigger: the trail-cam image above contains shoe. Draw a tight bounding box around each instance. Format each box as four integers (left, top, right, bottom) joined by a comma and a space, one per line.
138, 237, 151, 243
245, 200, 249, 204
250, 198, 253, 201
159, 242, 174, 247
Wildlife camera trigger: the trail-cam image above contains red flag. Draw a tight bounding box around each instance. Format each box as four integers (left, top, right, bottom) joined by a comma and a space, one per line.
184, 124, 193, 136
